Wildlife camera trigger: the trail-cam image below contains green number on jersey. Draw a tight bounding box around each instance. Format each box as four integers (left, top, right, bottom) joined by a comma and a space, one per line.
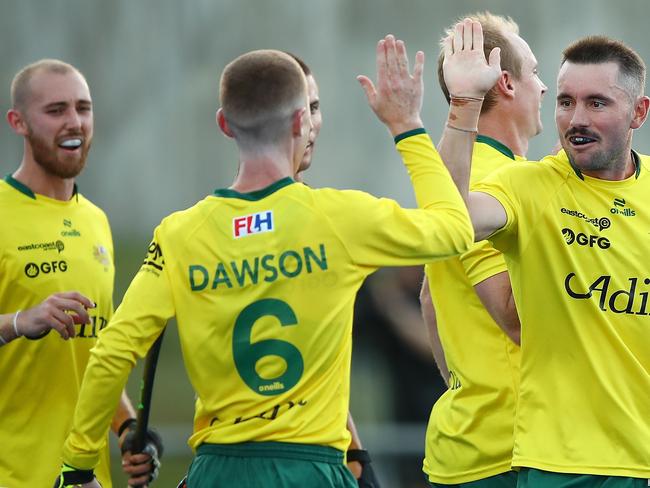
232, 298, 304, 396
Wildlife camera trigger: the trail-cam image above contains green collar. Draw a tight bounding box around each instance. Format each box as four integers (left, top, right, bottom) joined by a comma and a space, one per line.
476, 135, 516, 161
4, 174, 79, 200
214, 177, 295, 200
568, 150, 641, 180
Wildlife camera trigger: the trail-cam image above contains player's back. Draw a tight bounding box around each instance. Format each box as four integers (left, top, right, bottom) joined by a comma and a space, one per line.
151, 176, 459, 452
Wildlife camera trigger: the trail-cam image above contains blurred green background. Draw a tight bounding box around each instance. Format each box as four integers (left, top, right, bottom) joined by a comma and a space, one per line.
3, 0, 650, 486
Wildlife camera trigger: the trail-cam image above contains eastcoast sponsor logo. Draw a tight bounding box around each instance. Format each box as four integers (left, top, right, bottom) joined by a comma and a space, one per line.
561, 228, 610, 249
560, 208, 610, 231
17, 240, 65, 253
565, 272, 650, 314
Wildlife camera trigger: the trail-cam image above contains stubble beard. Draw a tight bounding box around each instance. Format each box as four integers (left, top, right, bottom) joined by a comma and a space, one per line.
27, 128, 91, 179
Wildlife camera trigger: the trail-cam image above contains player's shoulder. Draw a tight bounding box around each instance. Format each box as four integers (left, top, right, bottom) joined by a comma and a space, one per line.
309, 186, 379, 207
75, 192, 111, 225
156, 195, 215, 235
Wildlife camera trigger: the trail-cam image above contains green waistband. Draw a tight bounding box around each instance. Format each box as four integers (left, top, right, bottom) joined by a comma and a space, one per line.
196, 442, 344, 464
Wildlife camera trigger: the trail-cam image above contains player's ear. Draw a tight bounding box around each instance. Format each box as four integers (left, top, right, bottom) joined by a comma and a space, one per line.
495, 71, 514, 100
291, 107, 308, 137
630, 95, 650, 129
7, 109, 28, 136
217, 108, 234, 138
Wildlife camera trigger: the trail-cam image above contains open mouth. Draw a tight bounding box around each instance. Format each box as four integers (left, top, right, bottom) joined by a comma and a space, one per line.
568, 135, 597, 146
58, 138, 83, 151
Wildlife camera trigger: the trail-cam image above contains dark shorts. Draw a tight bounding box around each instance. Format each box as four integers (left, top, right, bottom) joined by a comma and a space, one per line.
187, 442, 357, 488
517, 468, 647, 487
428, 470, 518, 487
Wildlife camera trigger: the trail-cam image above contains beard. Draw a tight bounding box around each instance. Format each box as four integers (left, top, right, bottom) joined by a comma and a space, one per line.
564, 129, 631, 175
26, 127, 91, 179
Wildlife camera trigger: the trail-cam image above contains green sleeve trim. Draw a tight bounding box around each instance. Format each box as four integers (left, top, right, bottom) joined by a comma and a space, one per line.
476, 135, 516, 160
214, 177, 295, 200
394, 128, 426, 144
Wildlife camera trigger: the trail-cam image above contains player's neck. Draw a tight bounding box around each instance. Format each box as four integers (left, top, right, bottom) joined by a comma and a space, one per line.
13, 159, 76, 201
231, 152, 294, 194
478, 111, 530, 159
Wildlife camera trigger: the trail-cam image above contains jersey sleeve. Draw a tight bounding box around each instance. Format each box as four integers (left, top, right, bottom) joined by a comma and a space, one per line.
327, 131, 473, 269
471, 164, 522, 254
63, 225, 176, 470
461, 240, 508, 286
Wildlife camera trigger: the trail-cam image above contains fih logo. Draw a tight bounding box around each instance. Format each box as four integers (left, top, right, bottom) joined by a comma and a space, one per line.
610, 198, 636, 217
24, 260, 68, 278
233, 211, 274, 238
562, 228, 610, 249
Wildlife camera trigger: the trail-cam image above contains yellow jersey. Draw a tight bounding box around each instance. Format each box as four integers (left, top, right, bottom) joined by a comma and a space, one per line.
0, 176, 114, 487
474, 150, 650, 478
423, 136, 522, 484
62, 132, 474, 470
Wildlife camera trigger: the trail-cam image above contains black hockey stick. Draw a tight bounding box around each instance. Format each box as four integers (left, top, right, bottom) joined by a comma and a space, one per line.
130, 329, 166, 487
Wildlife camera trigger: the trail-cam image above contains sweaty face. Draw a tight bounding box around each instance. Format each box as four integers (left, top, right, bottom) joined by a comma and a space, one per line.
298, 74, 321, 173
508, 33, 547, 138
22, 70, 93, 179
555, 62, 636, 177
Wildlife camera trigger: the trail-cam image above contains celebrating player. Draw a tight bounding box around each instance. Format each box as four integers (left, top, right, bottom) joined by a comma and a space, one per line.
442, 25, 650, 487
0, 60, 160, 487
420, 13, 546, 487
58, 34, 500, 487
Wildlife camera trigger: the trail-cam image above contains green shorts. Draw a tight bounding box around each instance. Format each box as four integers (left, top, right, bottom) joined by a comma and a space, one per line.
187, 442, 357, 488
428, 470, 518, 487
517, 468, 647, 487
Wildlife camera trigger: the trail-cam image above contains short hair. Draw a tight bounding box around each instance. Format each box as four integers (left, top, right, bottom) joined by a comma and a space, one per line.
220, 49, 307, 148
561, 36, 646, 99
437, 12, 521, 114
285, 52, 311, 76
11, 59, 83, 111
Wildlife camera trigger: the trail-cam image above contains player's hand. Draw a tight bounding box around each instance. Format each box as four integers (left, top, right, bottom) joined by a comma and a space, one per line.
442, 18, 501, 99
119, 421, 164, 487
347, 449, 381, 488
17, 291, 95, 340
358, 35, 425, 137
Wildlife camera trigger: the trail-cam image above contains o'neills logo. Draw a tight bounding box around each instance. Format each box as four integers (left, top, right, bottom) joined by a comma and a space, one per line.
565, 272, 650, 314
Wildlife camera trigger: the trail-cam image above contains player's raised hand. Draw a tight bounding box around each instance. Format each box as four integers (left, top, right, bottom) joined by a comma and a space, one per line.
442, 18, 501, 99
358, 35, 425, 136
14, 291, 95, 340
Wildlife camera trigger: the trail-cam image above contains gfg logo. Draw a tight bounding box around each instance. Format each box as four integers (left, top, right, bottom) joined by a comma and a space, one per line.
24, 260, 68, 278
562, 228, 610, 249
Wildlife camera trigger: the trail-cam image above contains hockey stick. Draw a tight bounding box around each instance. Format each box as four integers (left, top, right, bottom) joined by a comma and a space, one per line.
130, 329, 166, 487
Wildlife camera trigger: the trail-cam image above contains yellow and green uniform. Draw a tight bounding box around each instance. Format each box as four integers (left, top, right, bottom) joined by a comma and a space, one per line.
473, 150, 650, 479
62, 131, 474, 478
423, 136, 523, 485
0, 176, 114, 488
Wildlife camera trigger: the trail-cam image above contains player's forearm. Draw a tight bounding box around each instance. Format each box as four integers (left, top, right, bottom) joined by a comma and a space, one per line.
112, 391, 137, 435
63, 346, 134, 469
420, 277, 450, 384
396, 132, 474, 256
347, 412, 363, 450
0, 313, 19, 345
437, 97, 482, 202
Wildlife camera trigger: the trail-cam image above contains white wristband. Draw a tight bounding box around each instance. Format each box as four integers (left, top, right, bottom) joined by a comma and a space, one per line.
13, 310, 21, 338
